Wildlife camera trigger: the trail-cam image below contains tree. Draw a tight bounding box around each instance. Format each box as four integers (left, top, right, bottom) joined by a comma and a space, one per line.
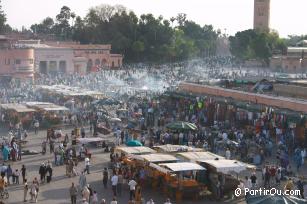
132, 40, 145, 60
55, 6, 72, 40
0, 0, 9, 34
229, 29, 286, 65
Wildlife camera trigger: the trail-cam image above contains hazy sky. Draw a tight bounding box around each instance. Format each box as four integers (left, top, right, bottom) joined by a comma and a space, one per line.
2, 0, 307, 37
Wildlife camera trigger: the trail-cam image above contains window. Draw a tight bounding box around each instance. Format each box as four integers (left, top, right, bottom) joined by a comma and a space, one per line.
4, 59, 10, 65
29, 59, 34, 64
15, 59, 21, 64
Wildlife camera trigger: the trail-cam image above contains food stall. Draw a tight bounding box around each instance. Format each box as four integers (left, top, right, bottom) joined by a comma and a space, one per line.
153, 144, 203, 154
25, 102, 70, 127
114, 146, 157, 167
0, 103, 36, 128
198, 159, 256, 199
157, 162, 207, 202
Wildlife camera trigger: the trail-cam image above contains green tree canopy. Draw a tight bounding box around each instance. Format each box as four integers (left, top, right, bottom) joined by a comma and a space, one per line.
229, 29, 286, 65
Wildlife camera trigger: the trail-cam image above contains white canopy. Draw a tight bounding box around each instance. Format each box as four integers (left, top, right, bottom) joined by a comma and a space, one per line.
160, 162, 205, 172
154, 144, 203, 153
177, 151, 225, 162
198, 159, 255, 174
115, 146, 156, 155
132, 153, 178, 163
25, 102, 69, 112
0, 104, 36, 113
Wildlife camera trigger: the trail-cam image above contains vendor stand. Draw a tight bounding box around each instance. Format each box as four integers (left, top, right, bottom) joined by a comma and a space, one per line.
0, 103, 36, 128
157, 162, 207, 203
198, 159, 256, 200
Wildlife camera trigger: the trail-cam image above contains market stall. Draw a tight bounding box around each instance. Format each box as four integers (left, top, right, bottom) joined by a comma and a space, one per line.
0, 103, 36, 128
198, 159, 256, 199
156, 162, 207, 202
25, 102, 70, 127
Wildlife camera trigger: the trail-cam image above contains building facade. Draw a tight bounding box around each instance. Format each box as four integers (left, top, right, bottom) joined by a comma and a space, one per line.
0, 36, 35, 80
270, 47, 307, 72
45, 42, 123, 71
254, 0, 270, 32
1, 38, 123, 79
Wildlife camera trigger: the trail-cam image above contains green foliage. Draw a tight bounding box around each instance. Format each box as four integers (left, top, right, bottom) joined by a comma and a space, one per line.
229, 29, 286, 64
0, 0, 11, 34
29, 4, 219, 62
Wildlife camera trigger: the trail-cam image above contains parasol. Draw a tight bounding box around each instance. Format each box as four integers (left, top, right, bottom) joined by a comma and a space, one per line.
126, 140, 143, 147
166, 121, 198, 131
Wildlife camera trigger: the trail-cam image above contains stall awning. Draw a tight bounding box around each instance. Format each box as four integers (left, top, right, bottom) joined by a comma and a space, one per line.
0, 104, 36, 113
132, 153, 178, 163
198, 159, 255, 174
160, 162, 205, 172
177, 151, 225, 162
115, 146, 156, 155
153, 144, 203, 153
25, 102, 69, 112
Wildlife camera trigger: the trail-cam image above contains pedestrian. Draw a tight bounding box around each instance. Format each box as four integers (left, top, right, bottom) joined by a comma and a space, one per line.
39, 163, 46, 183
33, 177, 39, 202
23, 179, 28, 202
79, 171, 87, 190
30, 181, 37, 203
250, 173, 257, 188
117, 170, 123, 196
284, 178, 294, 191
128, 178, 137, 200
100, 199, 106, 204
21, 165, 26, 183
69, 182, 78, 204
111, 173, 118, 196
146, 199, 155, 204
46, 163, 53, 183
225, 148, 231, 159
103, 168, 108, 189
6, 164, 12, 185
82, 186, 90, 202
34, 120, 39, 135
14, 169, 20, 184
110, 197, 117, 204
92, 190, 98, 204
164, 198, 172, 204
82, 198, 89, 204
85, 157, 90, 174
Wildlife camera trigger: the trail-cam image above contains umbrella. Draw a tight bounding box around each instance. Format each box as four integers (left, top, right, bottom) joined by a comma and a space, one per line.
166, 121, 198, 131
246, 194, 306, 204
126, 140, 143, 147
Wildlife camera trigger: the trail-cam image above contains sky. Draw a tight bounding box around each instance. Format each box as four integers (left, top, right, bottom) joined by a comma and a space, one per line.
2, 0, 307, 37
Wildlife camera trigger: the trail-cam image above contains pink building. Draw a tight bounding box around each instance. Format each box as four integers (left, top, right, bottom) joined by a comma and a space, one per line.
0, 36, 34, 80
45, 42, 123, 71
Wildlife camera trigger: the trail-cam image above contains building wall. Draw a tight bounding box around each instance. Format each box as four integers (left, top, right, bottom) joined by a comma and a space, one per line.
34, 48, 74, 74
179, 82, 307, 113
44, 42, 123, 71
0, 48, 34, 79
274, 84, 307, 99
254, 0, 270, 31
73, 57, 87, 74
270, 56, 302, 72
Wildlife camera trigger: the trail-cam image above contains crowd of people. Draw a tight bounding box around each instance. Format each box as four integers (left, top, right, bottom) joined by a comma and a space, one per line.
0, 57, 307, 203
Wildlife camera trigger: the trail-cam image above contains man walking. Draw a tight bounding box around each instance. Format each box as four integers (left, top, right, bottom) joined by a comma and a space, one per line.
111, 173, 118, 197
69, 182, 78, 204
